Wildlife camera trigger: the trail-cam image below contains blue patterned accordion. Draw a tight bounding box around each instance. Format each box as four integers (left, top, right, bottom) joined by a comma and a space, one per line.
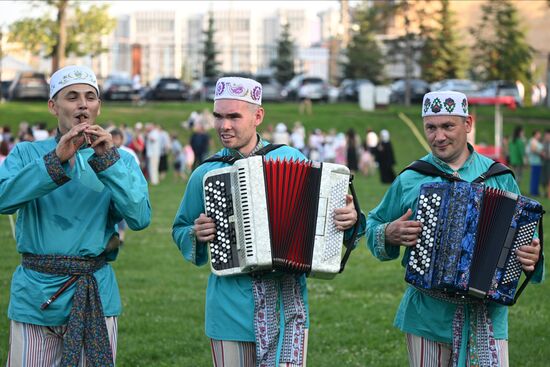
405, 181, 543, 305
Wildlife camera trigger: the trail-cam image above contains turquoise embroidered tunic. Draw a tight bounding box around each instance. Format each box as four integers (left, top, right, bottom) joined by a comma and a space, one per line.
172, 141, 366, 341
0, 137, 151, 326
366, 146, 544, 343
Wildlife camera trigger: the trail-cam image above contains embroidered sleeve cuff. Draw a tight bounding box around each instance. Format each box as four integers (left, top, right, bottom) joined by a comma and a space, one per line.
88, 147, 120, 173
190, 228, 209, 266
375, 223, 399, 260
43, 149, 70, 186
190, 228, 198, 264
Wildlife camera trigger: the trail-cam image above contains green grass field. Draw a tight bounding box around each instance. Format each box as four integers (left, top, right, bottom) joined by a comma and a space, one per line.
0, 100, 549, 366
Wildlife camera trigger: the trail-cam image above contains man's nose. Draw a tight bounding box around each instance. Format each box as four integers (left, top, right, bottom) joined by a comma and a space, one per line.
220, 118, 231, 130
77, 96, 88, 109
434, 129, 446, 141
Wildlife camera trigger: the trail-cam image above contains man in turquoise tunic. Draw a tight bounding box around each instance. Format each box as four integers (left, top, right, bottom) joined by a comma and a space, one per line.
172, 76, 365, 366
367, 91, 542, 367
0, 65, 151, 366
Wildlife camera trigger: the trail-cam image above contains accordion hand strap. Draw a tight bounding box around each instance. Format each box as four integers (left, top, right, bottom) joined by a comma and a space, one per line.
339, 175, 361, 273
512, 214, 545, 305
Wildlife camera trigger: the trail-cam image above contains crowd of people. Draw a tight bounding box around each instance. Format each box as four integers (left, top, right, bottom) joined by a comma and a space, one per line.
260, 121, 396, 183
1, 119, 398, 187
504, 126, 550, 198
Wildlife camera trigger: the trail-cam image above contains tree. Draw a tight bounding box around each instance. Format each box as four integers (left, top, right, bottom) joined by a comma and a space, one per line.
270, 23, 295, 85
342, 3, 386, 84
419, 0, 468, 82
8, 1, 116, 71
470, 0, 534, 83
202, 12, 219, 78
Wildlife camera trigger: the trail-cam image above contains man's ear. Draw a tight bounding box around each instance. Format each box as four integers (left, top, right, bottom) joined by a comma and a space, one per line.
254, 107, 265, 127
465, 115, 473, 133
48, 99, 58, 117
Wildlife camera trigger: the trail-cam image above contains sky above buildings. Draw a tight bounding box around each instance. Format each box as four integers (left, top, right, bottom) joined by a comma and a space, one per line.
0, 0, 344, 26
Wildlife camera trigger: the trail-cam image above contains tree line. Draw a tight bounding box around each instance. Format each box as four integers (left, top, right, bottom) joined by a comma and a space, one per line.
7, 0, 542, 94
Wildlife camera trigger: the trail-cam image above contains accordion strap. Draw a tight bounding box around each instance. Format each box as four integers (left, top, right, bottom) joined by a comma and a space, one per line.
400, 160, 514, 183
512, 213, 545, 304
201, 144, 286, 165
339, 175, 361, 273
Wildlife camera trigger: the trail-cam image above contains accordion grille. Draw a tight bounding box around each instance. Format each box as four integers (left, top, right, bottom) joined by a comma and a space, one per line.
324, 176, 348, 260
236, 167, 254, 257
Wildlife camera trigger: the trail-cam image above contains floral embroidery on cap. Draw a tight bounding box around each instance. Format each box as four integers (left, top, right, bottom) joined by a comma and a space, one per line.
431, 97, 442, 113
444, 98, 456, 113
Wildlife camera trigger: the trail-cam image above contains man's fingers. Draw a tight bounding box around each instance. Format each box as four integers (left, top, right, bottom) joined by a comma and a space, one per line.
397, 208, 413, 221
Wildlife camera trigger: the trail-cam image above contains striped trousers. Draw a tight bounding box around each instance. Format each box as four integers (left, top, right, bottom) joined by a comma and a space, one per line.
6, 317, 117, 367
406, 333, 509, 367
210, 330, 309, 367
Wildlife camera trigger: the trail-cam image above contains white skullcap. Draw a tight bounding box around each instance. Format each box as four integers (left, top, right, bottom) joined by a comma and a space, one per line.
214, 77, 262, 105
380, 129, 390, 143
422, 91, 468, 117
275, 122, 287, 132
49, 65, 99, 99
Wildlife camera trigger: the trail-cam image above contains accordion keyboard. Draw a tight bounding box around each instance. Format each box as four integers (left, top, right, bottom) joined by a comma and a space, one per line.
502, 221, 537, 283
204, 174, 239, 270
408, 193, 442, 276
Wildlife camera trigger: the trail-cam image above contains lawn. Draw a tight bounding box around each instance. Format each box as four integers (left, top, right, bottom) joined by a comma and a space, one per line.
0, 100, 549, 366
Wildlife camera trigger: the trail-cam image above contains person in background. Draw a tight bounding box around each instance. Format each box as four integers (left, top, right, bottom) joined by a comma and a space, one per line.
0, 140, 10, 166
345, 128, 359, 173
541, 129, 550, 198
508, 126, 526, 184
0, 65, 151, 367
375, 129, 396, 184
190, 123, 210, 169
527, 130, 543, 196
111, 128, 141, 245
171, 134, 189, 181
272, 122, 290, 145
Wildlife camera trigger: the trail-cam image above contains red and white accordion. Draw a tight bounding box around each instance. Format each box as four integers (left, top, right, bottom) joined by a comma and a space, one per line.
202, 156, 352, 278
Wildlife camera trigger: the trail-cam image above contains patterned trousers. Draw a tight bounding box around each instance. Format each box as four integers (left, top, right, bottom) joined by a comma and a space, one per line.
6, 317, 118, 367
210, 331, 309, 367
406, 333, 509, 367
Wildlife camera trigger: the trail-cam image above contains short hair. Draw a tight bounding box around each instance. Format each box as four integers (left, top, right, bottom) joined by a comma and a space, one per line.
110, 128, 123, 138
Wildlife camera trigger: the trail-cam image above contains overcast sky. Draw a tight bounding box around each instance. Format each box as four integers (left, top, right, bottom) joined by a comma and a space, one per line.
0, 0, 344, 26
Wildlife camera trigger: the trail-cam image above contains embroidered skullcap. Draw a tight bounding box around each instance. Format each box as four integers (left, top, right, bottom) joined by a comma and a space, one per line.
49, 65, 99, 99
422, 91, 468, 117
214, 77, 262, 105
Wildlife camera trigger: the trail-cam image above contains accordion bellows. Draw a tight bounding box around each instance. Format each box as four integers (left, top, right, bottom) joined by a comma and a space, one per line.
405, 181, 543, 305
202, 156, 351, 278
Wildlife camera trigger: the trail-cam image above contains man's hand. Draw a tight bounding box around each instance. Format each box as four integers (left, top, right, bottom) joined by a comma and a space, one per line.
517, 238, 541, 272
194, 213, 216, 242
333, 194, 358, 231
384, 209, 422, 246
84, 125, 114, 156
55, 123, 90, 163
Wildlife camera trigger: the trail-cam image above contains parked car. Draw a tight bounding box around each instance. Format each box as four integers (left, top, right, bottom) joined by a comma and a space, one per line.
8, 72, 49, 100
254, 75, 283, 102
338, 78, 373, 102
430, 79, 480, 96
470, 80, 523, 107
101, 76, 133, 101
282, 75, 330, 102
145, 78, 189, 100
202, 77, 218, 101
389, 79, 431, 104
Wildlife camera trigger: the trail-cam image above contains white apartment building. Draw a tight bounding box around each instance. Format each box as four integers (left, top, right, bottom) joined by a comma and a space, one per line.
107, 7, 328, 84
